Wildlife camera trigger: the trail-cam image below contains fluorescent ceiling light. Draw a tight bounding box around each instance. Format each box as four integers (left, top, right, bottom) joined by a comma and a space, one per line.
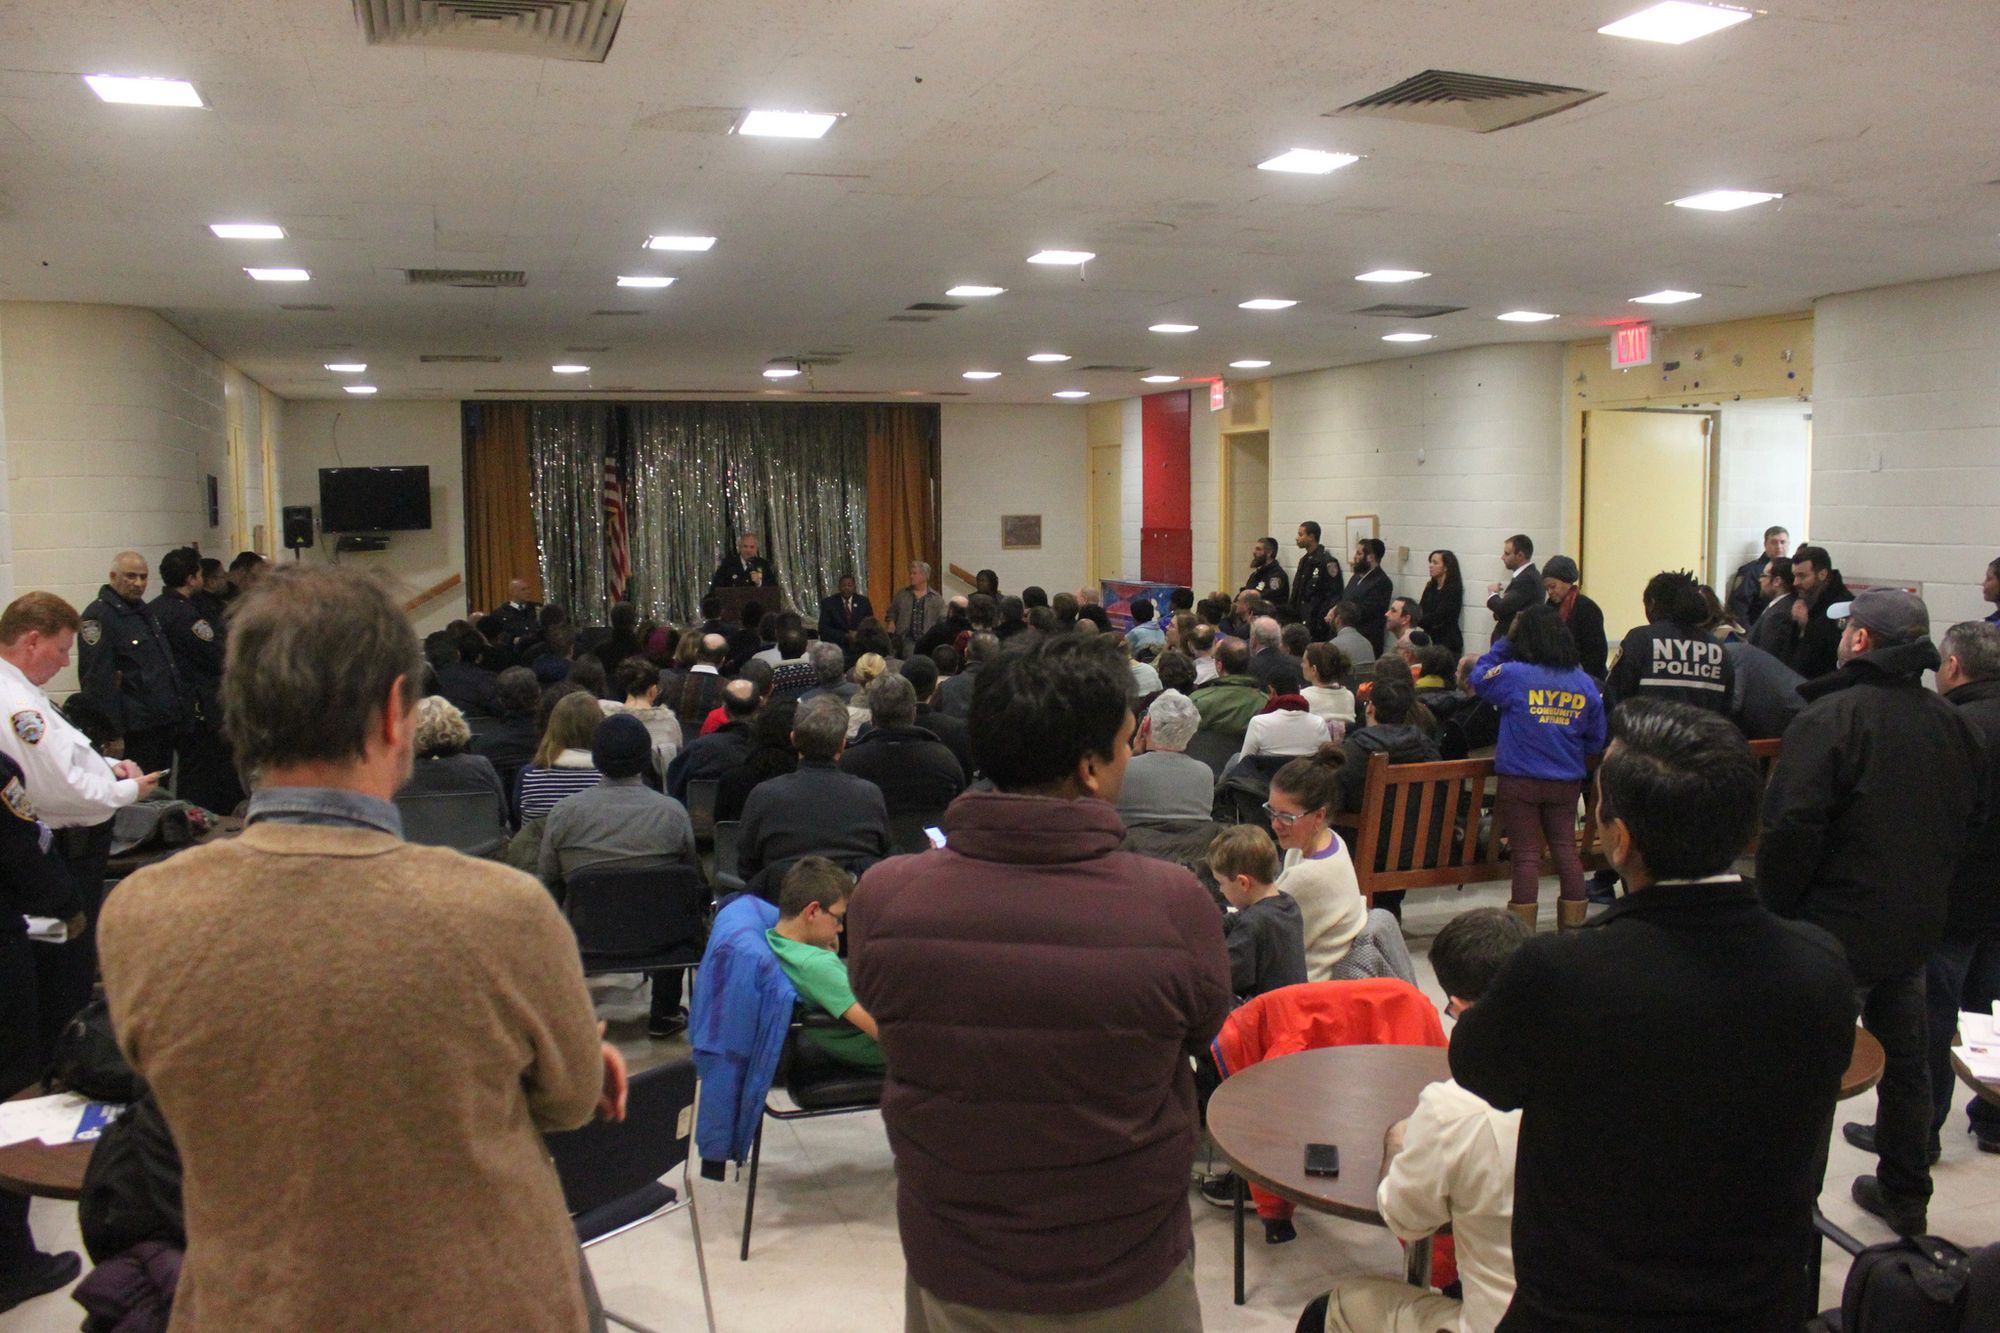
644, 235, 716, 251
210, 223, 284, 239
344, 385, 377, 395
552, 364, 590, 374
1257, 148, 1359, 175
962, 370, 1002, 380
1141, 374, 1181, 383
245, 267, 310, 282
1229, 359, 1272, 369
737, 109, 841, 139
1027, 249, 1095, 265
616, 275, 675, 288
946, 285, 1006, 298
324, 362, 367, 373
1632, 289, 1702, 304
1149, 323, 1199, 334
1356, 269, 1430, 283
763, 366, 803, 379
84, 75, 203, 107
1382, 332, 1434, 343
1026, 352, 1071, 363
1052, 390, 1091, 399
1238, 298, 1297, 311
1598, 1, 1753, 44
1669, 189, 1783, 211
1496, 311, 1558, 322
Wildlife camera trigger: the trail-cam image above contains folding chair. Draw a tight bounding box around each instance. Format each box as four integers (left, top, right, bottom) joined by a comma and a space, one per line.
712, 821, 746, 895
686, 779, 721, 848
740, 1006, 885, 1260
1187, 728, 1246, 778
565, 864, 711, 1025
394, 788, 508, 857
546, 1058, 717, 1333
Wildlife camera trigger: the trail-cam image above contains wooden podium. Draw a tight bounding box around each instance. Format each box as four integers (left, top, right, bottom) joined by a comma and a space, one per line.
713, 584, 784, 625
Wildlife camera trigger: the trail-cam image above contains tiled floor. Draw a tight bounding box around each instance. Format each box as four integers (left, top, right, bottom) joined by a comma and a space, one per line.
9, 881, 2000, 1331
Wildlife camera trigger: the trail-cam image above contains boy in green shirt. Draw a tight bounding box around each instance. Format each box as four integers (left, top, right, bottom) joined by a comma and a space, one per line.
765, 857, 884, 1070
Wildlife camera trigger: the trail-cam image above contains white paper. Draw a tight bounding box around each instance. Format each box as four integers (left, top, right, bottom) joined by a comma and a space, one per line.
1960, 1010, 1997, 1045
1961, 1045, 2000, 1083
23, 916, 69, 944
0, 1093, 88, 1148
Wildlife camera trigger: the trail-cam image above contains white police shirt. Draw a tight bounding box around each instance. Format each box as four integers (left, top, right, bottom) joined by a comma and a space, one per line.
0, 656, 138, 828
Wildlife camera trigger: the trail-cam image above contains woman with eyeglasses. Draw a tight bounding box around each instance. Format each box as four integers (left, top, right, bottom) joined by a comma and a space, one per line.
1263, 746, 1368, 980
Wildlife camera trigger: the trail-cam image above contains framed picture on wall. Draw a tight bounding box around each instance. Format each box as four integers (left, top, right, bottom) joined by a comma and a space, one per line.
1344, 513, 1378, 551
1001, 514, 1042, 550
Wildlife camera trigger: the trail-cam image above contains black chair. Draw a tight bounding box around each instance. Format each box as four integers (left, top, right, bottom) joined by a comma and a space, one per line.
395, 789, 508, 857
565, 864, 711, 1010
886, 810, 947, 855
711, 821, 746, 895
685, 779, 721, 848
740, 1007, 884, 1260
1186, 728, 1245, 778
545, 1058, 716, 1333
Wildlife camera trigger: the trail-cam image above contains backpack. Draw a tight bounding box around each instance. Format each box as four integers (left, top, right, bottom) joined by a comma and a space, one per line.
1816, 1233, 2000, 1332
78, 1091, 185, 1264
46, 995, 141, 1103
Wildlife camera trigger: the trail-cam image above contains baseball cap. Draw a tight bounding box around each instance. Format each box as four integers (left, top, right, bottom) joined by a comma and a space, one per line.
1825, 588, 1929, 643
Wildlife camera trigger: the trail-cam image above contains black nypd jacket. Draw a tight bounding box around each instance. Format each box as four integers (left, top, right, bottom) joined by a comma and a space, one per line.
79, 587, 189, 737
1605, 619, 1733, 715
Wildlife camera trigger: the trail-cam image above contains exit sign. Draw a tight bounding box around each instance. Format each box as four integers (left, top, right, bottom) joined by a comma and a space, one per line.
1611, 324, 1653, 369
1210, 380, 1227, 412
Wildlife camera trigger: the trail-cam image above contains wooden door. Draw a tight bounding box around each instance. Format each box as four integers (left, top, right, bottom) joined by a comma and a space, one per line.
1582, 410, 1712, 642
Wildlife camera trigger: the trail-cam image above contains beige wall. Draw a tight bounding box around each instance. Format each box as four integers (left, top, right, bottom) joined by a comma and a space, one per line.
938, 403, 1090, 598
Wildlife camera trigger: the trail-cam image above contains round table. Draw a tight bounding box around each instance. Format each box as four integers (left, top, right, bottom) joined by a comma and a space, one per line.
0, 1089, 94, 1201
1949, 1050, 2000, 1109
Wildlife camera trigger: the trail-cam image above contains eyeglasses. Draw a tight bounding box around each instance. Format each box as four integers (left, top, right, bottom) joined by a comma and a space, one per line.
1262, 802, 1313, 827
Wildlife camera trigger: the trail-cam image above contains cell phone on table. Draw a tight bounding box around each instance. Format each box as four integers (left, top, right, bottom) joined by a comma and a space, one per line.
923, 826, 947, 849
1304, 1142, 1341, 1177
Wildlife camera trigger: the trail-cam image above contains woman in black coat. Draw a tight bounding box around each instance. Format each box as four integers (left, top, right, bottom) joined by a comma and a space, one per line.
1541, 555, 1609, 680
1419, 549, 1465, 655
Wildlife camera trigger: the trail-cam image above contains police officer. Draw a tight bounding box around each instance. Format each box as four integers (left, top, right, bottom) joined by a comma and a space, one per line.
1241, 536, 1290, 605
485, 575, 542, 648
710, 531, 778, 591
151, 546, 243, 813
1604, 569, 1736, 715
79, 551, 191, 776
1292, 521, 1345, 641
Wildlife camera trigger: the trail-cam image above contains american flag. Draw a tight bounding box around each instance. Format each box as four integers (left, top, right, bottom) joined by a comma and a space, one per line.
603, 455, 630, 603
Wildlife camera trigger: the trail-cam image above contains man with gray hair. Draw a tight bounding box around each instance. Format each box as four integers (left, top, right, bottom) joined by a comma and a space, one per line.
799, 640, 858, 705
79, 550, 191, 776
840, 673, 966, 816
737, 693, 890, 881
890, 560, 946, 656
98, 565, 622, 1330
1118, 691, 1216, 827
1247, 615, 1305, 696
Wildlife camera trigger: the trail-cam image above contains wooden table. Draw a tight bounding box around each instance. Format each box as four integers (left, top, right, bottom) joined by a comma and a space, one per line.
1949, 1050, 2000, 1109
0, 1089, 94, 1201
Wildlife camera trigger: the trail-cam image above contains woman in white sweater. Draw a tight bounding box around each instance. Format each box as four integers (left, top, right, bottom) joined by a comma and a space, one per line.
1237, 696, 1336, 763
1264, 745, 1368, 978
1301, 641, 1357, 725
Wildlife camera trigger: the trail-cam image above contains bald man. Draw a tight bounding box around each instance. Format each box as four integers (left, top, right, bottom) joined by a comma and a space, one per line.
79, 551, 192, 775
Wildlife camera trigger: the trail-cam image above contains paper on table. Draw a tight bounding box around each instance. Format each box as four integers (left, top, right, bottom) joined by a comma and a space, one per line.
1961, 1010, 1998, 1044
1959, 1011, 2000, 1082
0, 1093, 89, 1148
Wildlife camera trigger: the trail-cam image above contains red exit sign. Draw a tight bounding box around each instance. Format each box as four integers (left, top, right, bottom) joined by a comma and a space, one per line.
1611, 324, 1653, 369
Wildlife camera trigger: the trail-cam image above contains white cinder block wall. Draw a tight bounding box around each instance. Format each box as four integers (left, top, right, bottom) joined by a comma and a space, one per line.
938, 403, 1090, 597
1268, 343, 1566, 656
1812, 270, 2000, 639
1713, 400, 1812, 589
0, 303, 232, 692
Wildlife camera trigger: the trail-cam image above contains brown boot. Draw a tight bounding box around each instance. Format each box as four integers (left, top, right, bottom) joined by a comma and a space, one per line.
1506, 901, 1539, 932
1557, 899, 1589, 932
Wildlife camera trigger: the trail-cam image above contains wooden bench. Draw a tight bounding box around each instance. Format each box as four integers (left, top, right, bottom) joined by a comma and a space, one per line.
1337, 740, 1782, 903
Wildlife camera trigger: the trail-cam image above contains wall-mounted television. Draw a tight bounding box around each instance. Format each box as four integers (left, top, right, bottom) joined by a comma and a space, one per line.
318, 466, 432, 532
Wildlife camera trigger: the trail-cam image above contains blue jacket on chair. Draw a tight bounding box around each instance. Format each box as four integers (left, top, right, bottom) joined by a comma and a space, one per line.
691, 894, 791, 1170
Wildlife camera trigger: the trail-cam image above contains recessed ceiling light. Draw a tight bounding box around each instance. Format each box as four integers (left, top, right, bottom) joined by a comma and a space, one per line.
1149, 323, 1199, 334
737, 109, 842, 138
1141, 374, 1181, 384
1382, 332, 1434, 343
1238, 298, 1298, 311
1026, 352, 1072, 363
1598, 1, 1753, 44
962, 370, 1002, 380
324, 362, 367, 373
1257, 148, 1359, 175
84, 75, 204, 107
1668, 189, 1784, 211
1053, 390, 1091, 399
245, 267, 310, 282
1027, 249, 1095, 265
344, 385, 378, 395
616, 275, 676, 288
210, 223, 284, 240
1632, 289, 1702, 304
1229, 359, 1272, 369
644, 235, 716, 251
552, 364, 590, 374
946, 285, 1006, 298
1356, 269, 1430, 283
763, 366, 803, 379
1496, 311, 1558, 322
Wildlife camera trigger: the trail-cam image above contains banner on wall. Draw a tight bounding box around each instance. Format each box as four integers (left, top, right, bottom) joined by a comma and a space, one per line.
1099, 579, 1183, 632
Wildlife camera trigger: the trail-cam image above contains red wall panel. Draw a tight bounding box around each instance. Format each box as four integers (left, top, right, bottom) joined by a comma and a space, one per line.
1139, 390, 1192, 585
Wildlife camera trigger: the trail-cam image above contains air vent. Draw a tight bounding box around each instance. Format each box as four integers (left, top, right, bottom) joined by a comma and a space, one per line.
280, 303, 335, 312
887, 315, 934, 323
354, 0, 626, 64
405, 268, 527, 288
1353, 303, 1465, 320
1079, 364, 1151, 374
591, 309, 643, 317
419, 353, 502, 364
1333, 70, 1603, 133
566, 345, 611, 353
905, 302, 965, 312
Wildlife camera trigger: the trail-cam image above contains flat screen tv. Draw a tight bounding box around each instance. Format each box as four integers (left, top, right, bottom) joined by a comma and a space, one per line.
318, 466, 432, 532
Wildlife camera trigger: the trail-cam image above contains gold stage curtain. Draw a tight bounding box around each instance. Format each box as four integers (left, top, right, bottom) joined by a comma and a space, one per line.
865, 404, 940, 617
462, 402, 539, 614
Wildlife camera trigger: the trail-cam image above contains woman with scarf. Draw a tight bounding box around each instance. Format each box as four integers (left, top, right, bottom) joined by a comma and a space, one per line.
1541, 555, 1608, 680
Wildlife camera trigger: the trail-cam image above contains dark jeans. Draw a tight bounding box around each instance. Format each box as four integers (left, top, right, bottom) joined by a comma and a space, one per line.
1495, 776, 1586, 905
649, 969, 686, 1025
0, 934, 47, 1277
1860, 965, 1933, 1204
36, 824, 112, 1067
1926, 933, 2000, 1141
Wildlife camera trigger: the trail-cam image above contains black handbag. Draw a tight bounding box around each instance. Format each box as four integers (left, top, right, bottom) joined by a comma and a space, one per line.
46, 995, 142, 1104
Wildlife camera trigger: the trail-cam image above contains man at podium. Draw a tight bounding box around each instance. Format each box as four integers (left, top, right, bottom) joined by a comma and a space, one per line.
711, 532, 777, 592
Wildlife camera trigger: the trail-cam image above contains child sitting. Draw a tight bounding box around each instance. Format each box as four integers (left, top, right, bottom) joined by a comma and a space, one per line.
765, 856, 883, 1070
1208, 826, 1307, 1001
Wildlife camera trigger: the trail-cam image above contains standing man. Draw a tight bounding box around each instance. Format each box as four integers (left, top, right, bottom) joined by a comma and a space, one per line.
1345, 537, 1395, 655
817, 573, 874, 650
1727, 525, 1790, 625
710, 531, 777, 591
1485, 534, 1540, 641
1760, 589, 1984, 1235
486, 575, 542, 648
149, 546, 242, 813
1242, 537, 1290, 607
1747, 557, 1800, 660
1293, 522, 1345, 640
850, 636, 1232, 1331
1784, 544, 1850, 680
79, 550, 191, 776
890, 561, 946, 657
99, 565, 623, 1330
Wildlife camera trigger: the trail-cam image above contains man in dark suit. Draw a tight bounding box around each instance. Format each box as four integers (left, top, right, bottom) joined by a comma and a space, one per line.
665, 677, 758, 801
485, 577, 542, 647
1727, 526, 1789, 626
1484, 533, 1540, 640
737, 695, 891, 879
900, 656, 975, 777
842, 675, 966, 817
1345, 537, 1395, 655
817, 574, 875, 649
710, 532, 778, 592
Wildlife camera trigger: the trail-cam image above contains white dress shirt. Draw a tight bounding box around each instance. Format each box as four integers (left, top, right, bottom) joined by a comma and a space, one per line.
1376, 1078, 1520, 1333
1237, 709, 1334, 761
0, 657, 139, 827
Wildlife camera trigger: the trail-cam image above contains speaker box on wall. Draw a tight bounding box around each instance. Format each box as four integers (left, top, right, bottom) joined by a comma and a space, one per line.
282, 505, 315, 551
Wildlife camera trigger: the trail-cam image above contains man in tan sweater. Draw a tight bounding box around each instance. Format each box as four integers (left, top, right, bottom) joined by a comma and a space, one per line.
99, 565, 623, 1331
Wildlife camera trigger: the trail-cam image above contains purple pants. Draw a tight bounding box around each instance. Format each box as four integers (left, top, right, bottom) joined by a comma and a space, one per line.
1497, 775, 1586, 905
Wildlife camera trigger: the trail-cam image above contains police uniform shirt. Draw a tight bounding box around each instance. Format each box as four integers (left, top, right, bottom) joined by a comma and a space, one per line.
150, 590, 224, 723
1242, 560, 1290, 605
0, 752, 83, 927
78, 586, 189, 736
711, 553, 778, 591
1604, 621, 1736, 715
0, 657, 138, 829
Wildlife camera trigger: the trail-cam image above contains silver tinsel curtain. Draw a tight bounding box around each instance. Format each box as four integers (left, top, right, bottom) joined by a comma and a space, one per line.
527, 402, 869, 625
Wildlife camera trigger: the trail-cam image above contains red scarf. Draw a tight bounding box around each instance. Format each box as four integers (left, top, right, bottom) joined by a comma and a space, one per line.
1553, 584, 1579, 622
